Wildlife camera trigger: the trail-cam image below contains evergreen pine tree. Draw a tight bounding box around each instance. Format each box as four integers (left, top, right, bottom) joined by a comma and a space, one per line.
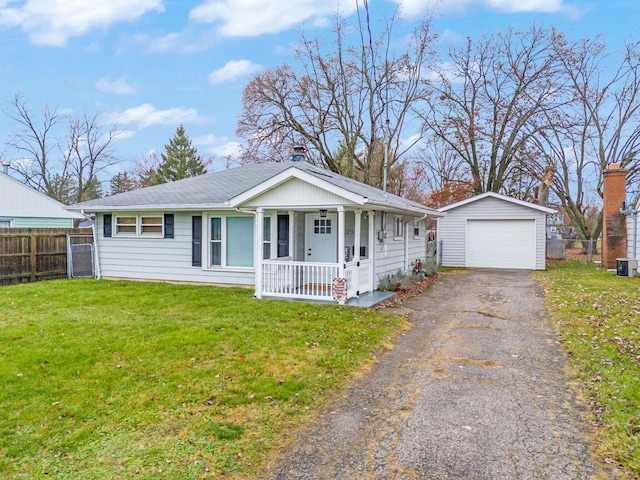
155, 125, 207, 183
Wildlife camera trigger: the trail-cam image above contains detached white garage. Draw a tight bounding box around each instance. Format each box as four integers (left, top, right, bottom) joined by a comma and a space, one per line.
437, 192, 554, 270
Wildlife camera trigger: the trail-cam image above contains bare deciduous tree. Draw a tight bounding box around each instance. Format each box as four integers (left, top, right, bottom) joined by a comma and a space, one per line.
421, 25, 567, 196
237, 10, 435, 193
4, 93, 120, 204
530, 36, 640, 243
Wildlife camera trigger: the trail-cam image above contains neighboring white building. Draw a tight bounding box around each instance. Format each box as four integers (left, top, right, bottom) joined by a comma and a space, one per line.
68, 161, 443, 304
437, 192, 554, 270
0, 172, 84, 228
624, 200, 639, 262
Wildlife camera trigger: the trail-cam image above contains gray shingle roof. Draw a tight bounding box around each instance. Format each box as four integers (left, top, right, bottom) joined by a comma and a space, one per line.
70, 162, 440, 216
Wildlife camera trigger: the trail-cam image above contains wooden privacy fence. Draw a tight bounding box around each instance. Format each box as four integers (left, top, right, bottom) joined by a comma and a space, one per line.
0, 228, 93, 286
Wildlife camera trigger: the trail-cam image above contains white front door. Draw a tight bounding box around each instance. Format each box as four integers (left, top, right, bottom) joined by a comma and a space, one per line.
307, 213, 338, 263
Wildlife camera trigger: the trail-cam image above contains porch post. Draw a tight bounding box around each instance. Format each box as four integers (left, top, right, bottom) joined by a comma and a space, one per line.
337, 206, 345, 279
255, 208, 263, 299
288, 210, 294, 258
369, 211, 376, 291
354, 209, 361, 296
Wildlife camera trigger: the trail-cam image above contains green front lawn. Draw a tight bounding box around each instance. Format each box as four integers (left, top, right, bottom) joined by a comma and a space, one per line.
537, 262, 640, 478
0, 279, 405, 479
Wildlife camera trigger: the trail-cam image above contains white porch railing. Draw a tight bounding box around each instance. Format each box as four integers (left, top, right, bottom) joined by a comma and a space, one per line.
344, 259, 373, 298
261, 258, 373, 302
262, 259, 339, 300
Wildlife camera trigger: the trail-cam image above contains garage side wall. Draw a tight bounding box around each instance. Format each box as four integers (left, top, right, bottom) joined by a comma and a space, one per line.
437, 197, 547, 270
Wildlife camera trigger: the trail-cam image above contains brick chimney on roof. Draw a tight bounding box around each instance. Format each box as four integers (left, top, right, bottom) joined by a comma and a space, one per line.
602, 163, 628, 268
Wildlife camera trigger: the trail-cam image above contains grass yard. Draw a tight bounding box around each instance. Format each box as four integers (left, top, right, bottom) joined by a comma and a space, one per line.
536, 261, 640, 478
0, 279, 406, 479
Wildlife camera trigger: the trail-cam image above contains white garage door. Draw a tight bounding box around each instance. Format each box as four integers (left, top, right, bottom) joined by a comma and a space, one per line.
466, 219, 535, 269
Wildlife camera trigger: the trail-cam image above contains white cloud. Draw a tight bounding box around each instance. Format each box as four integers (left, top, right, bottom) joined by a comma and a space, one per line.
208, 60, 262, 85
194, 133, 241, 158
189, 0, 358, 37
394, 0, 567, 17
487, 0, 563, 13
104, 104, 200, 129
113, 129, 136, 140
95, 76, 137, 95
0, 0, 164, 47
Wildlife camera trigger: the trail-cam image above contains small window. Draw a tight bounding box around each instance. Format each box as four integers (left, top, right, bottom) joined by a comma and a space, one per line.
210, 217, 222, 266
263, 216, 271, 260
141, 216, 163, 235
413, 220, 421, 238
394, 216, 404, 238
0, 218, 12, 228
313, 219, 332, 234
116, 216, 137, 235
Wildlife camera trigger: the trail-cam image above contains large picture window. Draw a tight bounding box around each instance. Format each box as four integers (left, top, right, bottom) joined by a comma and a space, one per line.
227, 217, 253, 267
208, 215, 254, 268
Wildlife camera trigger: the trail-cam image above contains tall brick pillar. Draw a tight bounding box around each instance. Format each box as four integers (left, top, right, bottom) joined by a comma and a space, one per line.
602, 164, 627, 269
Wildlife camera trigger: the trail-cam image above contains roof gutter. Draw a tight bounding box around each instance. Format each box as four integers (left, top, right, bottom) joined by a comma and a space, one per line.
363, 199, 444, 218
66, 204, 230, 213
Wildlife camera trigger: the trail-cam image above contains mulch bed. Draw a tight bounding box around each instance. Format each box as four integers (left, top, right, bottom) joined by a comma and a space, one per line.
371, 273, 440, 310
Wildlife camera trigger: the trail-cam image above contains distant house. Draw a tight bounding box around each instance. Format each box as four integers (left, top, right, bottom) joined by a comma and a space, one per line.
67, 161, 443, 304
624, 199, 639, 263
0, 172, 84, 228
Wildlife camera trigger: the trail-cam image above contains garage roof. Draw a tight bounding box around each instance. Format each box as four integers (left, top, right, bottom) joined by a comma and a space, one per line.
438, 192, 555, 214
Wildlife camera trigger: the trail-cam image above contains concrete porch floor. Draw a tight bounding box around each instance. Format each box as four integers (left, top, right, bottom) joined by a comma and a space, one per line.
345, 291, 395, 307
263, 290, 395, 308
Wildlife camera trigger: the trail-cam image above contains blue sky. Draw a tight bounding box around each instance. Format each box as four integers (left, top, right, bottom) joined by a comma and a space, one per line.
0, 0, 637, 178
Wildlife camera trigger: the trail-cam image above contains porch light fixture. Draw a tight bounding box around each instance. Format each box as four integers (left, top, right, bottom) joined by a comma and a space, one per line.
319, 209, 328, 218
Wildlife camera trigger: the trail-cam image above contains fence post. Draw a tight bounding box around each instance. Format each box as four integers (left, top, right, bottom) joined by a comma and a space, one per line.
30, 232, 37, 282
67, 234, 72, 279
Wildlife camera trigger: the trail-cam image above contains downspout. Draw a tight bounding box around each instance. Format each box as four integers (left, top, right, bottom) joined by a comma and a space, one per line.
87, 211, 101, 280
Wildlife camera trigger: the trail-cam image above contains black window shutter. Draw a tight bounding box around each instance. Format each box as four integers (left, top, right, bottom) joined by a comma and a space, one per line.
277, 214, 289, 257
192, 216, 202, 267
103, 214, 112, 237
164, 214, 174, 239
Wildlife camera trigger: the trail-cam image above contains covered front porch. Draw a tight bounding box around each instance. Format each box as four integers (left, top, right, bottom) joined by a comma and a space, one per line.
253, 206, 378, 304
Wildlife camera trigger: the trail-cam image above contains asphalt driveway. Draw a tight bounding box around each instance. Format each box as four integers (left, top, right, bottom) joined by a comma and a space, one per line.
259, 269, 608, 479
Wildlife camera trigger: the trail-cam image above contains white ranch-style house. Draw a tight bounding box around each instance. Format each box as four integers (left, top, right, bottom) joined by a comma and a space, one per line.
69, 161, 443, 304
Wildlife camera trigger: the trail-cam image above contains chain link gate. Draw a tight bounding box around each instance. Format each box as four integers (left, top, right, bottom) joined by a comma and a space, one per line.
67, 234, 95, 278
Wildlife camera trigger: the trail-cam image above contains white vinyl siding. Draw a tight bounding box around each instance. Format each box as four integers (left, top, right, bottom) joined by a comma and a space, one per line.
0, 174, 82, 222
97, 212, 254, 286
626, 214, 639, 260
374, 212, 427, 286
11, 217, 74, 228
438, 196, 548, 270
245, 177, 356, 208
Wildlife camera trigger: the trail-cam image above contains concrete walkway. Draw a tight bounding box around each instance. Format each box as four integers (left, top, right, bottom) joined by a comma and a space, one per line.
259, 270, 608, 479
